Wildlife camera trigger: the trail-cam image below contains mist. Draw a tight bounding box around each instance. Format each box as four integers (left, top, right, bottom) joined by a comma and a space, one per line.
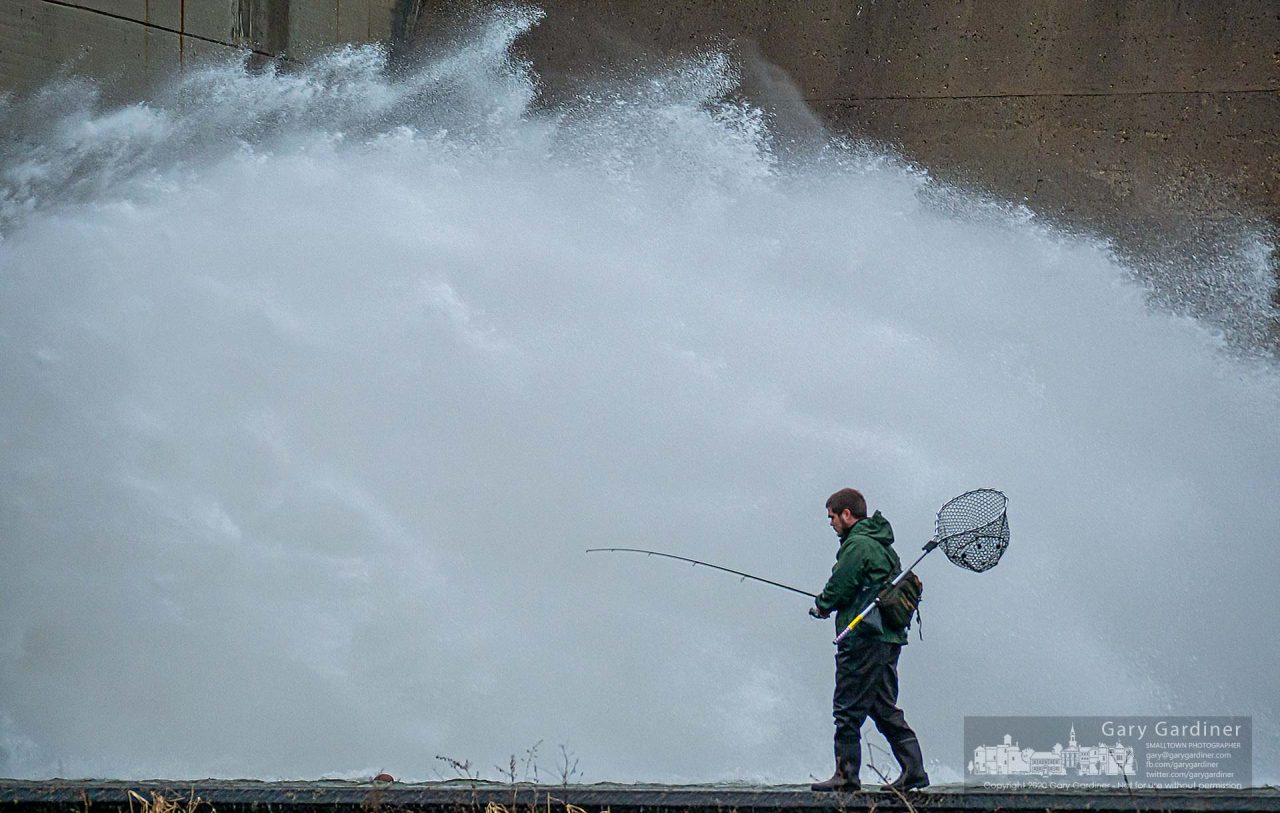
1, 6, 1277, 784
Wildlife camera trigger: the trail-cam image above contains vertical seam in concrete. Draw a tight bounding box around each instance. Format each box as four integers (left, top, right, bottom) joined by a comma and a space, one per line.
178, 0, 185, 68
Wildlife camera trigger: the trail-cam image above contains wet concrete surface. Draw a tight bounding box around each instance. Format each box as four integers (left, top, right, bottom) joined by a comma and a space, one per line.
2, 780, 1279, 813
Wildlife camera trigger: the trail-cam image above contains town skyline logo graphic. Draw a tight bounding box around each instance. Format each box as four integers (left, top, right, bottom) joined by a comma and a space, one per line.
968, 723, 1136, 778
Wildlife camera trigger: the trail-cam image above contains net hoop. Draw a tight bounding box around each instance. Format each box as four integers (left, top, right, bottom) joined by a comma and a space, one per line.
935, 488, 1009, 573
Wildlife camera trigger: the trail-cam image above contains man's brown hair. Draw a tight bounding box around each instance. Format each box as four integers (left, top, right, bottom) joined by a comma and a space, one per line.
826, 488, 867, 519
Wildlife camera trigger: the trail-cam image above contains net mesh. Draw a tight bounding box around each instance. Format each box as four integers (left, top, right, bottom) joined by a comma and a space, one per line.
934, 488, 1009, 573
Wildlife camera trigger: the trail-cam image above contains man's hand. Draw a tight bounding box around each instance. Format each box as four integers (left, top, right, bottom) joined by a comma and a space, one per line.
809, 606, 830, 619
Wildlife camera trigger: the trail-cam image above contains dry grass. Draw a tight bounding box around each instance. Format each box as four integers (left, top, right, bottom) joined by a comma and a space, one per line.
127, 790, 212, 813
484, 802, 606, 813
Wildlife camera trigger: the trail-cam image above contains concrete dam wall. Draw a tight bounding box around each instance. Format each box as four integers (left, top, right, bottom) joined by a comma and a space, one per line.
2, 1, 1277, 293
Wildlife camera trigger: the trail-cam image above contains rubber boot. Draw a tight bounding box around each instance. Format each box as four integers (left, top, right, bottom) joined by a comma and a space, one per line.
886, 733, 929, 791
811, 758, 861, 792
886, 770, 930, 791
890, 752, 931, 793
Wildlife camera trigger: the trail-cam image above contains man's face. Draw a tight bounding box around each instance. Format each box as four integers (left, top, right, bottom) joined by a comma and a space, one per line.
828, 507, 855, 537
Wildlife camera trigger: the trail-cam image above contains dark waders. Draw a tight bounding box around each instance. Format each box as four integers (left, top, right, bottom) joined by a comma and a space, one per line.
831, 637, 926, 785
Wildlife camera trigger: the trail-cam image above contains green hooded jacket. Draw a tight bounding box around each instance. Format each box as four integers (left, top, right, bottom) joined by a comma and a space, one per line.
815, 510, 907, 645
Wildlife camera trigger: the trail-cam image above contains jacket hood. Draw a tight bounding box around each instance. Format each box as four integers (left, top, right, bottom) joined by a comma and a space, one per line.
845, 509, 894, 546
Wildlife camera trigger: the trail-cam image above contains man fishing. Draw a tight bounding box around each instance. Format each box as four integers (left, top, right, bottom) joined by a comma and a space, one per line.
809, 488, 929, 792
591, 488, 1009, 791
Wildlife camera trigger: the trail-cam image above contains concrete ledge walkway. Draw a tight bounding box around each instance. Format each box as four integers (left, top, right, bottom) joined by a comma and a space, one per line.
2, 780, 1279, 813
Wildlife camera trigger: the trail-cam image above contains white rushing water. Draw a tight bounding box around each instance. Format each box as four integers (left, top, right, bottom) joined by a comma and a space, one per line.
1, 6, 1278, 784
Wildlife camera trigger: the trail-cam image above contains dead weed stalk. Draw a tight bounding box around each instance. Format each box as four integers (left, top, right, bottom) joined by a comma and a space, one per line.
127, 790, 212, 813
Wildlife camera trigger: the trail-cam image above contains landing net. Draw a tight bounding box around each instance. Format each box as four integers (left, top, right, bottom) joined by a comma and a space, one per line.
935, 488, 1009, 573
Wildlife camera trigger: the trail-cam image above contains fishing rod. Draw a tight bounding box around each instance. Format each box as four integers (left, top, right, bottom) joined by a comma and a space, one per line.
585, 547, 817, 598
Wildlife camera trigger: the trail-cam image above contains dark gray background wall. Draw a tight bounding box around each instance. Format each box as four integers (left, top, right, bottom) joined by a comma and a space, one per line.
3, 1, 1278, 283
498, 1, 1279, 287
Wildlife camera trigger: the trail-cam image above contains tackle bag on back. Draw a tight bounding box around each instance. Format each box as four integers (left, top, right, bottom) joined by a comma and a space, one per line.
877, 570, 922, 632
